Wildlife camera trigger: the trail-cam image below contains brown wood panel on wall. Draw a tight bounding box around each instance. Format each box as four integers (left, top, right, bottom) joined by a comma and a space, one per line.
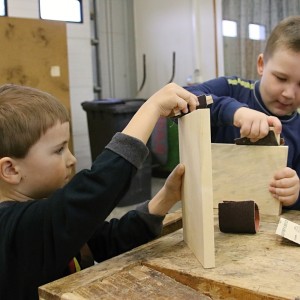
0, 16, 73, 151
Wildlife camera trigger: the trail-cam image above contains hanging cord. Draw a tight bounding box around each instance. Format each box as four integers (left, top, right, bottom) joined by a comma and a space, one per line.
137, 54, 146, 94
167, 51, 176, 83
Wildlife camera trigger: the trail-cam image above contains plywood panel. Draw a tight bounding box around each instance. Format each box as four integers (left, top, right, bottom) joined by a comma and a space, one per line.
57, 264, 210, 300
212, 143, 288, 216
178, 109, 215, 268
0, 17, 72, 150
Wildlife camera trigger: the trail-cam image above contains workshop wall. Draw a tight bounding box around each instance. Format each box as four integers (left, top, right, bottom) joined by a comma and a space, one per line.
134, 0, 220, 99
3, 1, 221, 172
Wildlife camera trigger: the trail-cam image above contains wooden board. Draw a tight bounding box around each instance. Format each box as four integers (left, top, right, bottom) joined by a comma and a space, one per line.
212, 143, 288, 216
0, 17, 72, 151
178, 109, 215, 268
51, 264, 210, 300
39, 210, 300, 300
161, 209, 183, 236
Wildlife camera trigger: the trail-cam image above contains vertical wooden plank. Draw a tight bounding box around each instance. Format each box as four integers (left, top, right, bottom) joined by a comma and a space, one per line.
178, 109, 215, 268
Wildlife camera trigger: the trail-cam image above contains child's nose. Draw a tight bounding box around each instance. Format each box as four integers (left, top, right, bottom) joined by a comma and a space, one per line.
67, 150, 77, 167
282, 84, 296, 99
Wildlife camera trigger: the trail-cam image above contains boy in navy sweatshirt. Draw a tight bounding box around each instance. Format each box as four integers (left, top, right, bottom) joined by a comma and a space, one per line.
185, 16, 300, 209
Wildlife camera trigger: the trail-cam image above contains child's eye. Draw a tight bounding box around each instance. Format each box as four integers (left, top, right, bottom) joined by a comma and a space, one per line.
56, 147, 64, 154
276, 75, 286, 81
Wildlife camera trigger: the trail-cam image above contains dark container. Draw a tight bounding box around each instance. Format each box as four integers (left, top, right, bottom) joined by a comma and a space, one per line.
81, 98, 151, 207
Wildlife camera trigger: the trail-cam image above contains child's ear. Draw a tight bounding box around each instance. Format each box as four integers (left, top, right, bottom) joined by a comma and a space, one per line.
257, 53, 264, 76
0, 157, 22, 184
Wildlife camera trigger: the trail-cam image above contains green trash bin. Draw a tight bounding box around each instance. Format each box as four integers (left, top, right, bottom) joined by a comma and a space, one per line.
81, 98, 152, 207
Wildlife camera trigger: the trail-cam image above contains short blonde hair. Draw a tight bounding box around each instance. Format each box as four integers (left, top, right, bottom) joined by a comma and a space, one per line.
0, 84, 70, 158
264, 16, 300, 62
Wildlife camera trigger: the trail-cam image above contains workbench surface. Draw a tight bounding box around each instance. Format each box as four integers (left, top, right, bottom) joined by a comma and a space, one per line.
39, 210, 300, 300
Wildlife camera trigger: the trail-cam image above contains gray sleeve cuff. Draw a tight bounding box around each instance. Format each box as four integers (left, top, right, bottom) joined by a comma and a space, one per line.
105, 132, 149, 169
135, 200, 164, 236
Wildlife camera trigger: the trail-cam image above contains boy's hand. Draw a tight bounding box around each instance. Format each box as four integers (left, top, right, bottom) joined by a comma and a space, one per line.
269, 167, 300, 207
234, 107, 282, 141
147, 83, 198, 117
122, 83, 197, 145
148, 164, 185, 216
163, 163, 185, 202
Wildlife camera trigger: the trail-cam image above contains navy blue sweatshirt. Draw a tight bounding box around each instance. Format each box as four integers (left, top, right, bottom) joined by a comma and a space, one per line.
185, 76, 300, 210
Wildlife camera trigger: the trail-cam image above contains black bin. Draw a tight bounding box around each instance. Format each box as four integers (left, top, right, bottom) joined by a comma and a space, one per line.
81, 98, 151, 207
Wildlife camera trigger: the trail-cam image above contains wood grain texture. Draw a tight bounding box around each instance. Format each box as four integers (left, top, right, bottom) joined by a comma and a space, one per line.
0, 17, 70, 107
39, 210, 300, 300
58, 265, 211, 300
161, 209, 183, 236
212, 143, 288, 216
178, 109, 215, 268
0, 17, 73, 151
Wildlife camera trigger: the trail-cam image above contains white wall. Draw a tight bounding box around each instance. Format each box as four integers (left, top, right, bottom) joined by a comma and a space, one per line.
7, 0, 94, 171
66, 3, 94, 171
95, 0, 137, 99
6, 0, 221, 172
134, 0, 219, 99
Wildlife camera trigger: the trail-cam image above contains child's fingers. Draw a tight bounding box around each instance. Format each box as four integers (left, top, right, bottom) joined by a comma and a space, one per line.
168, 163, 185, 180
270, 191, 297, 206
164, 164, 185, 190
267, 116, 282, 134
269, 168, 299, 206
173, 163, 185, 176
176, 96, 198, 113
272, 167, 297, 181
173, 87, 198, 112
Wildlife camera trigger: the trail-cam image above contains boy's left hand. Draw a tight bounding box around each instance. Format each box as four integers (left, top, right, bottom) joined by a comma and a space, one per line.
148, 164, 185, 216
269, 167, 300, 206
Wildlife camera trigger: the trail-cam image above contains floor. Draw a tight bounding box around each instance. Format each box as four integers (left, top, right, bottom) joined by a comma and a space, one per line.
107, 177, 182, 220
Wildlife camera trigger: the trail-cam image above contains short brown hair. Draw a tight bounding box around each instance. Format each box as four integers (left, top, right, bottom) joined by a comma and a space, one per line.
0, 84, 70, 158
264, 16, 300, 62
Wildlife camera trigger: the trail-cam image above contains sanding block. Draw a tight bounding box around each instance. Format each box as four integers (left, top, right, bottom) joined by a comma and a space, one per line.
218, 200, 260, 234
172, 94, 213, 119
234, 127, 283, 146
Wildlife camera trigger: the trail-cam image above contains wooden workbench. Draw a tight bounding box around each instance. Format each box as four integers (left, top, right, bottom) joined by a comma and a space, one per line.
39, 210, 300, 300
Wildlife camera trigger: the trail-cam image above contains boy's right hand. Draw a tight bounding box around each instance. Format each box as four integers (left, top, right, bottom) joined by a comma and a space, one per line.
122, 83, 198, 145
147, 83, 199, 117
233, 107, 282, 141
